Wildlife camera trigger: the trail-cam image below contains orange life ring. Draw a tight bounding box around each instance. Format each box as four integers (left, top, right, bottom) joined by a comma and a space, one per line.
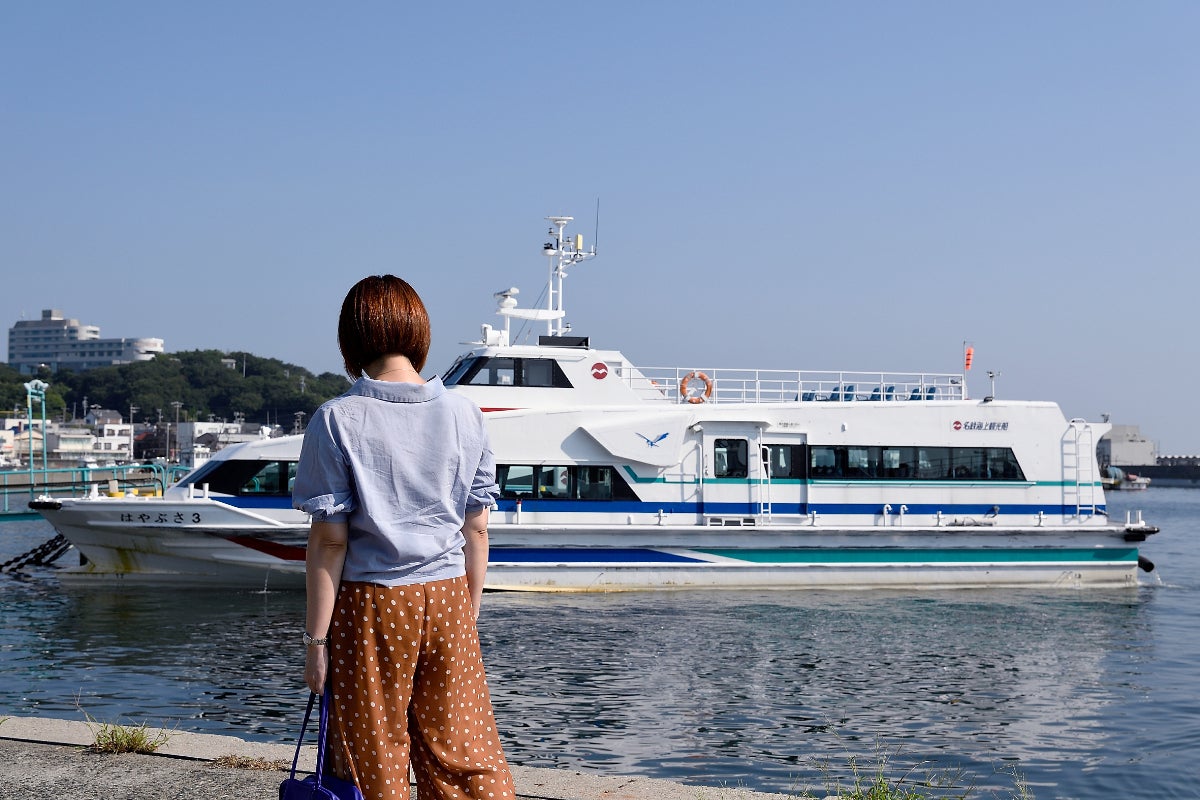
679, 371, 714, 404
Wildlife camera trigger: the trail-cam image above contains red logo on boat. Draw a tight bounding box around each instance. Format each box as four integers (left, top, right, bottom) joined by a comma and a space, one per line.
591, 362, 608, 379
953, 420, 962, 430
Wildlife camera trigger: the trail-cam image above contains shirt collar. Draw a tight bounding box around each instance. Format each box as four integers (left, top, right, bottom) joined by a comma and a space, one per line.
350, 375, 446, 403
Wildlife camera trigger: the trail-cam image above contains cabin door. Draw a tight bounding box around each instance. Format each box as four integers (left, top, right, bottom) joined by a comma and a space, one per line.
702, 428, 756, 523
760, 435, 809, 521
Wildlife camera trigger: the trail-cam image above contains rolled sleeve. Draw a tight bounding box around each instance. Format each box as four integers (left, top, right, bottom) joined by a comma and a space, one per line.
292, 409, 356, 522
466, 437, 500, 510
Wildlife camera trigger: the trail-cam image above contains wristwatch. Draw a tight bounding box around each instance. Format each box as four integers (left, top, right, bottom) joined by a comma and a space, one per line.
303, 631, 329, 647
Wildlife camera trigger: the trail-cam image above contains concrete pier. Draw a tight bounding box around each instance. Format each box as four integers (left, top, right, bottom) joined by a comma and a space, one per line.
0, 716, 797, 800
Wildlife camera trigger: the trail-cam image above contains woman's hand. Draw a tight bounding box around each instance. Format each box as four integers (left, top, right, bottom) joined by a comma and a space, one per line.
305, 645, 328, 694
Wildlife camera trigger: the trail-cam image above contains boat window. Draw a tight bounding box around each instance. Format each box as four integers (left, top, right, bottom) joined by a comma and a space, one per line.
179, 459, 295, 496
497, 464, 637, 501
951, 448, 989, 479
442, 356, 479, 386
809, 446, 839, 477
762, 444, 807, 479
498, 465, 535, 497
455, 357, 573, 388
467, 357, 516, 386
918, 448, 952, 479
540, 466, 571, 498
807, 445, 1025, 482
847, 446, 881, 478
522, 358, 573, 387
714, 439, 748, 478
985, 447, 1025, 480
881, 447, 917, 478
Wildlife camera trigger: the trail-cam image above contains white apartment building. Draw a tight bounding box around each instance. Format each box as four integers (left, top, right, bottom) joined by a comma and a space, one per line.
4, 415, 133, 467
7, 309, 164, 374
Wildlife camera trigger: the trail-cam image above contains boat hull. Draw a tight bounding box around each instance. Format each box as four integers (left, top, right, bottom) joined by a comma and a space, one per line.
36, 497, 1148, 590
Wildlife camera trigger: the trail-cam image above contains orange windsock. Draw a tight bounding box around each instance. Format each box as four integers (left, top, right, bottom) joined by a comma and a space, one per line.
964, 346, 974, 371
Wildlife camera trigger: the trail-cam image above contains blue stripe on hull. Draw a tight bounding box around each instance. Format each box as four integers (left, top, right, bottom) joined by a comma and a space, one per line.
491, 547, 705, 563
492, 500, 1105, 516
488, 547, 1138, 565
215, 497, 1108, 518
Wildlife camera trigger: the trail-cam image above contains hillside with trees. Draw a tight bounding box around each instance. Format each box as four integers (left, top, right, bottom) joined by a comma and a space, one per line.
1, 351, 349, 428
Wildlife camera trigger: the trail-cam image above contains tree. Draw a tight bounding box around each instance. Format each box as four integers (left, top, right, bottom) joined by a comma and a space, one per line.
1, 350, 349, 428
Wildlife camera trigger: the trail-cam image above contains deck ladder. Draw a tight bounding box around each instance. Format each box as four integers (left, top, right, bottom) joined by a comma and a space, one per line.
1061, 420, 1098, 517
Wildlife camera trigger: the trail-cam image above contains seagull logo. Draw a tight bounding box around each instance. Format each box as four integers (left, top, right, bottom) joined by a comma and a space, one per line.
637, 432, 669, 447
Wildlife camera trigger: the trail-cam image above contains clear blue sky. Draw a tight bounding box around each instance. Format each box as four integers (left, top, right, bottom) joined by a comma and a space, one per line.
3, 3, 1197, 452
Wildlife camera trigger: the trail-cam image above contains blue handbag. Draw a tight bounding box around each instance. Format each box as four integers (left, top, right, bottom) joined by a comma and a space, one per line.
279, 690, 365, 800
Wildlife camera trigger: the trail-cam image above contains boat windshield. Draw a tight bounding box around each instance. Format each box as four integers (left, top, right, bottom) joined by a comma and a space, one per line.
181, 459, 297, 496
444, 356, 573, 388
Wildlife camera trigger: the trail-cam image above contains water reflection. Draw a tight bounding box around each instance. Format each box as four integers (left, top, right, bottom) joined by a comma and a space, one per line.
1, 573, 308, 736
2, 506, 1195, 798
478, 589, 1150, 792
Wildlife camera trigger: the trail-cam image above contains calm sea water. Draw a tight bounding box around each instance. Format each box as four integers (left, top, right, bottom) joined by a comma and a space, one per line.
1, 491, 1197, 799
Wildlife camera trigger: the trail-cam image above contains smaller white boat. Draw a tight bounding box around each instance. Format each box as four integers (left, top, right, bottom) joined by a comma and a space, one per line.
1103, 466, 1151, 491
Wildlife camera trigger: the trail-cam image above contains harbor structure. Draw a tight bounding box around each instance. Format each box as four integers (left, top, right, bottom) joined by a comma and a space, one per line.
1098, 423, 1200, 487
1098, 424, 1157, 467
7, 309, 164, 374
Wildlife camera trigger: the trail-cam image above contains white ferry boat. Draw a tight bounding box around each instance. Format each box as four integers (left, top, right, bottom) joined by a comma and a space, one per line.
32, 216, 1159, 590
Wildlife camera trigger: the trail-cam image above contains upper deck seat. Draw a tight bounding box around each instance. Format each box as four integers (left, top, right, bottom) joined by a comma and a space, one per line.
909, 387, 923, 401
868, 387, 882, 401
827, 384, 855, 401
885, 385, 896, 400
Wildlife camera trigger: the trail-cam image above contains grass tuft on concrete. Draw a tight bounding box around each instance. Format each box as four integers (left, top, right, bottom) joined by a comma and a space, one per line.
795, 739, 1035, 800
75, 692, 173, 755
212, 754, 289, 771
87, 718, 172, 754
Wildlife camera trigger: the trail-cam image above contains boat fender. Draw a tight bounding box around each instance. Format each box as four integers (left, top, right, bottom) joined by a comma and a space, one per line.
1137, 555, 1155, 573
679, 371, 714, 404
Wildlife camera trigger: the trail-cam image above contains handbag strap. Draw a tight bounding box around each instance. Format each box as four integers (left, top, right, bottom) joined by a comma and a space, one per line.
287, 691, 318, 780
314, 688, 332, 789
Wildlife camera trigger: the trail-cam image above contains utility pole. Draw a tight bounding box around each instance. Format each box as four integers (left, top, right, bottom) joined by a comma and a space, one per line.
171, 401, 183, 463
129, 403, 139, 462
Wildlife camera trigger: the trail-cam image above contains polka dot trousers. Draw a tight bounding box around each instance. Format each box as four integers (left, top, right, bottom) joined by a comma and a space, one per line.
326, 576, 516, 800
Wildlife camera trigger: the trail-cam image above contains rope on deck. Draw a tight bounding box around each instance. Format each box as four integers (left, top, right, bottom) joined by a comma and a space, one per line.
0, 534, 73, 573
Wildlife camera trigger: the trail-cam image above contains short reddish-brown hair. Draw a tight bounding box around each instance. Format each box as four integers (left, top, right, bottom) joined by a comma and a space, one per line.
337, 275, 431, 378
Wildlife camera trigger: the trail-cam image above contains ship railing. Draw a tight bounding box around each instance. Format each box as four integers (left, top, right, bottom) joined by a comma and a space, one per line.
625, 368, 967, 404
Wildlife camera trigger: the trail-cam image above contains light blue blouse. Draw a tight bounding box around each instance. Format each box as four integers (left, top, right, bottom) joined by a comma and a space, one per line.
291, 375, 499, 586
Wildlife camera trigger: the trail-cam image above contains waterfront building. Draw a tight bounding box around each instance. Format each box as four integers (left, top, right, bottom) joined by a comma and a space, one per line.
7, 309, 164, 374
1, 413, 134, 467
48, 427, 98, 465
1098, 423, 1157, 467
0, 426, 16, 467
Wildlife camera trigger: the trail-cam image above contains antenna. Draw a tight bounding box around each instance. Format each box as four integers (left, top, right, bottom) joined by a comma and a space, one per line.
593, 198, 600, 254
495, 215, 597, 338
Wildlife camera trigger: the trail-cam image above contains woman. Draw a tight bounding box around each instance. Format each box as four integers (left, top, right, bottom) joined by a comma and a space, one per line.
292, 275, 515, 800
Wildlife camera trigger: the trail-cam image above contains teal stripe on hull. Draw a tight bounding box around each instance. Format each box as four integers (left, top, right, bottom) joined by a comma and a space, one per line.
696, 547, 1139, 565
